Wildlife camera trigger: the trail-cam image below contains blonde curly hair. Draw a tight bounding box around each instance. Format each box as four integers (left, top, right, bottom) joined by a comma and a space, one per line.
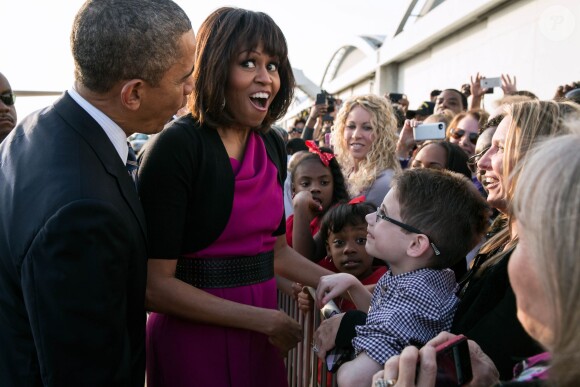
332, 94, 401, 197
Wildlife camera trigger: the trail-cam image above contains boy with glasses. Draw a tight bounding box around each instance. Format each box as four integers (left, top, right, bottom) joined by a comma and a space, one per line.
315, 168, 490, 386
0, 72, 17, 143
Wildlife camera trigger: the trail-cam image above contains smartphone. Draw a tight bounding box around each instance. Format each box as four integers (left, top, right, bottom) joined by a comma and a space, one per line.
304, 286, 354, 372
480, 77, 501, 89
434, 335, 473, 387
304, 286, 340, 319
413, 122, 446, 141
389, 93, 403, 103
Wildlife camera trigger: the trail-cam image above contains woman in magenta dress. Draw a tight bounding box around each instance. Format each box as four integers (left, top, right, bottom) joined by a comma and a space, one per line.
138, 8, 333, 387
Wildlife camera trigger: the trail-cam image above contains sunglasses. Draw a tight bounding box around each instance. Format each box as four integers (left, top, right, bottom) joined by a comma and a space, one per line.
450, 129, 478, 145
375, 207, 440, 255
467, 145, 491, 173
0, 92, 16, 106
291, 127, 303, 134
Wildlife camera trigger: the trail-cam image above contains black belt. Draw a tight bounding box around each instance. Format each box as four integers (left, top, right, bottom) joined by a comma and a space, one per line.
175, 251, 274, 288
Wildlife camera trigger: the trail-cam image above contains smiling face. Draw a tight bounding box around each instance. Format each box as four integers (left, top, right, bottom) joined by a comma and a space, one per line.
225, 42, 280, 129
477, 116, 509, 212
434, 90, 463, 115
327, 223, 374, 279
343, 105, 375, 166
411, 143, 447, 171
292, 158, 334, 212
508, 221, 555, 348
449, 115, 479, 156
365, 188, 410, 269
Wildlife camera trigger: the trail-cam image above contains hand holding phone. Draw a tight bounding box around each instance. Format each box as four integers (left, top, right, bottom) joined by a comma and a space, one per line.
434, 335, 473, 387
413, 122, 446, 141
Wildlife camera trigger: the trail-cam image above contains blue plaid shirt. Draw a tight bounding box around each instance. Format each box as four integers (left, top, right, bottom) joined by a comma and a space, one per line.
353, 268, 459, 365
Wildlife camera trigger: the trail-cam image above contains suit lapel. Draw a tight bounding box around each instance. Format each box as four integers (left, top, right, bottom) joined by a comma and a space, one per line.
53, 93, 147, 238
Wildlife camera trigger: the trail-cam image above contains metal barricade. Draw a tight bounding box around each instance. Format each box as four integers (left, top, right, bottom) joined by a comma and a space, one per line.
279, 290, 338, 387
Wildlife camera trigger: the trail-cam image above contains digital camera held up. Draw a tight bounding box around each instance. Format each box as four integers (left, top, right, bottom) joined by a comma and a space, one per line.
315, 90, 336, 113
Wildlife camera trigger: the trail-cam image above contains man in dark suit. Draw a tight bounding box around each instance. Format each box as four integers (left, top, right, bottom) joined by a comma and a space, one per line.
0, 1, 196, 386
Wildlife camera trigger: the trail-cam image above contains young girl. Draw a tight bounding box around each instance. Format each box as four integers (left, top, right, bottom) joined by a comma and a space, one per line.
317, 199, 387, 310
299, 199, 387, 387
286, 141, 349, 266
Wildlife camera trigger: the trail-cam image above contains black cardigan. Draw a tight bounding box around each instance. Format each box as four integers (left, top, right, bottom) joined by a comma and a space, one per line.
138, 115, 287, 258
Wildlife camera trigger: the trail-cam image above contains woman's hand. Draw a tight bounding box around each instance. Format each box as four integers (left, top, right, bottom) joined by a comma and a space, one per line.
372, 332, 500, 387
373, 345, 437, 387
313, 312, 344, 359
396, 119, 419, 159
426, 332, 499, 387
265, 309, 303, 357
292, 282, 312, 315
501, 74, 517, 95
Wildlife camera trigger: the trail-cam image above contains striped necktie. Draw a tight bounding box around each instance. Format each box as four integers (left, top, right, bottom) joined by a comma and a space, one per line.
126, 142, 139, 188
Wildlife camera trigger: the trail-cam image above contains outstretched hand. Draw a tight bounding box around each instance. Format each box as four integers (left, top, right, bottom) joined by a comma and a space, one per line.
501, 74, 517, 95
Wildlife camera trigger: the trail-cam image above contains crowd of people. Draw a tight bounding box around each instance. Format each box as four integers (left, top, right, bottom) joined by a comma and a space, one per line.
0, 1, 579, 387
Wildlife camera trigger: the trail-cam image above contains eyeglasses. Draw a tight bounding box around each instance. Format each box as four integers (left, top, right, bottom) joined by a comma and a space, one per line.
450, 129, 478, 145
291, 127, 303, 134
0, 92, 16, 106
467, 145, 491, 173
375, 207, 440, 255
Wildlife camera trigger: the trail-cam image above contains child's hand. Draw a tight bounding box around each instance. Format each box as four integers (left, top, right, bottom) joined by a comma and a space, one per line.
292, 283, 312, 315
292, 191, 323, 217
316, 273, 358, 308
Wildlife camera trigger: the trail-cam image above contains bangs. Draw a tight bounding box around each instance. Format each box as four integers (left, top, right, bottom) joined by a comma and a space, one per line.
231, 10, 288, 60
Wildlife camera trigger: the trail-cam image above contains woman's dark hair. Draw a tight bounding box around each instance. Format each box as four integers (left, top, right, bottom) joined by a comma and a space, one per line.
189, 7, 295, 131
319, 201, 376, 244
291, 147, 349, 205
443, 88, 468, 111
411, 141, 472, 179
438, 141, 472, 179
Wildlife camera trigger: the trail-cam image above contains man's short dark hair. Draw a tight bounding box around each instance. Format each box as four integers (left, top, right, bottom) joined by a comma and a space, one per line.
72, 0, 192, 93
444, 88, 468, 111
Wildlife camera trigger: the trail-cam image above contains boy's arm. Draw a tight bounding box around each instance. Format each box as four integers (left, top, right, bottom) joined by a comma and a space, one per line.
337, 352, 381, 387
316, 273, 372, 311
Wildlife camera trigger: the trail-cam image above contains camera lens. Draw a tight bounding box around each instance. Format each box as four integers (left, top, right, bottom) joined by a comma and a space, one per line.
438, 124, 443, 130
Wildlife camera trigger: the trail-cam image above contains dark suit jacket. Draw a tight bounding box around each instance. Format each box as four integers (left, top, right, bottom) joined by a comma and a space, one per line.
0, 93, 147, 386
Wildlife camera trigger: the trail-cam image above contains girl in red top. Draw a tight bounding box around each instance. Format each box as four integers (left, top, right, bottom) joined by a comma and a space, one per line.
286, 141, 349, 270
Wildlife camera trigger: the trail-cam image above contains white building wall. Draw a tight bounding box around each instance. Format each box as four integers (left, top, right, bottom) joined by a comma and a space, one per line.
395, 0, 580, 109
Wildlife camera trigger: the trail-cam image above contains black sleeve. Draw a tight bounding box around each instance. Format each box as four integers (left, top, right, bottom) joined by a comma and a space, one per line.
22, 200, 134, 385
302, 127, 314, 141
335, 310, 368, 349
263, 129, 288, 236
138, 123, 195, 259
458, 287, 542, 380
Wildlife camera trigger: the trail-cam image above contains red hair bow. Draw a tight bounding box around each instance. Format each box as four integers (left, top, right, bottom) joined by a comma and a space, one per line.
305, 140, 335, 167
348, 195, 366, 204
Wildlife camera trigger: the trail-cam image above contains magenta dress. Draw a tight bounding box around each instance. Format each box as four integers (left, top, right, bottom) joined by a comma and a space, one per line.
146, 132, 287, 387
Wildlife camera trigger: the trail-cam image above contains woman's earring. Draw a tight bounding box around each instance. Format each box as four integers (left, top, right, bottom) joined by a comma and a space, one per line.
221, 98, 226, 110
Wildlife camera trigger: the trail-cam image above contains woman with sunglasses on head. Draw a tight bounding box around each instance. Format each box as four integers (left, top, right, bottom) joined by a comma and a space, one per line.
312, 100, 580, 382
447, 108, 489, 157
373, 127, 580, 387
450, 99, 580, 379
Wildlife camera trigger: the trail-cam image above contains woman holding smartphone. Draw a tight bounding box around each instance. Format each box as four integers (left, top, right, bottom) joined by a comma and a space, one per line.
374, 131, 580, 386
